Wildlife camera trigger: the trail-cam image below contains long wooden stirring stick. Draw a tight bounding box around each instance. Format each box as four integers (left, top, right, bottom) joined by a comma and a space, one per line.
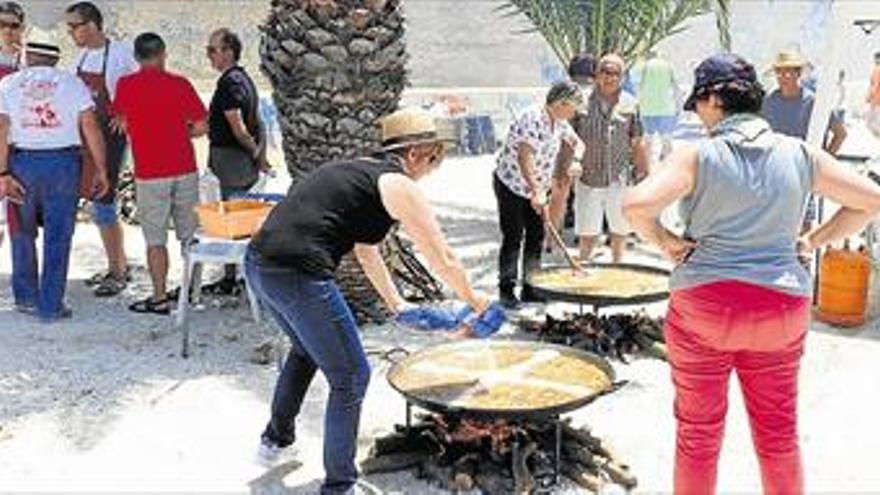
542, 206, 582, 273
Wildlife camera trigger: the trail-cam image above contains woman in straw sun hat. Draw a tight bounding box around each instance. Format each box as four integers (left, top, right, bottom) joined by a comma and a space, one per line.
245, 106, 501, 492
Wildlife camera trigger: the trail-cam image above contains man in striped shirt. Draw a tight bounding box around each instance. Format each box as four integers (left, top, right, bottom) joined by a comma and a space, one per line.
570, 54, 648, 263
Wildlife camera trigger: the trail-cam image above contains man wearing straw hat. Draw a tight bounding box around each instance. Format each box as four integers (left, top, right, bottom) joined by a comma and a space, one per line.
763, 49, 846, 149
0, 29, 108, 321
763, 49, 847, 232
245, 107, 503, 491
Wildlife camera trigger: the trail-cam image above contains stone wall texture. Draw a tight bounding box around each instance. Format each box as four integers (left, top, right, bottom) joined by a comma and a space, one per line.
26, 0, 551, 90
24, 0, 880, 98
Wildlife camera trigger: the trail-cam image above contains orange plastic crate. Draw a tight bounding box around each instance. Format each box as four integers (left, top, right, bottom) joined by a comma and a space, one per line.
194, 199, 273, 239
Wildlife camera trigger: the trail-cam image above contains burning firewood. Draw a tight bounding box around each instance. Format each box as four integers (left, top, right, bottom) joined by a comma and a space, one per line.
522, 311, 667, 362
361, 413, 637, 494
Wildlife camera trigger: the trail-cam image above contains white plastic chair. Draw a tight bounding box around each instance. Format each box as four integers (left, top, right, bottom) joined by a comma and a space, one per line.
176, 234, 261, 357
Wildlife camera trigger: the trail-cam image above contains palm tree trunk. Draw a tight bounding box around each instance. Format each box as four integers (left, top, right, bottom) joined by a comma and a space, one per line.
260, 0, 442, 323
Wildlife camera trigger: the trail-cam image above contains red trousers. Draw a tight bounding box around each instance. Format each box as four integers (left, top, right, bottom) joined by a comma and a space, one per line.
665, 280, 810, 495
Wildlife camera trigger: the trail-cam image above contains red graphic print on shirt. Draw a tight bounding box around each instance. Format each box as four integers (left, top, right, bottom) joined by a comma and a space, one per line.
20, 80, 61, 129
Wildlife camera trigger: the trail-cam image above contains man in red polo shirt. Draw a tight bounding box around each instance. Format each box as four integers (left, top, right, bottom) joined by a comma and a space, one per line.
113, 32, 208, 314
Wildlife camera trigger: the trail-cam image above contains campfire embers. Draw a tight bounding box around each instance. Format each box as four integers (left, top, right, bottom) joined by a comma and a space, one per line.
361, 414, 637, 494
522, 312, 666, 362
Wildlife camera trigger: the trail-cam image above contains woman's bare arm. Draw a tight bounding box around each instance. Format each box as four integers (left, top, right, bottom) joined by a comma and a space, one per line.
808, 146, 880, 249
622, 146, 699, 262
353, 243, 407, 312
379, 173, 489, 313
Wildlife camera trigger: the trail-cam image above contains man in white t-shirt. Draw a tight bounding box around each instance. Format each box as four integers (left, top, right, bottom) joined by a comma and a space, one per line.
0, 33, 108, 321
65, 1, 138, 297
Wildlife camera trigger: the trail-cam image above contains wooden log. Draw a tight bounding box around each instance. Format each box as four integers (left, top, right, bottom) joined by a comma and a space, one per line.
359, 451, 432, 475
645, 341, 668, 361
371, 431, 437, 457
562, 462, 605, 493
512, 441, 538, 494
598, 457, 638, 490
561, 440, 598, 470
561, 423, 619, 463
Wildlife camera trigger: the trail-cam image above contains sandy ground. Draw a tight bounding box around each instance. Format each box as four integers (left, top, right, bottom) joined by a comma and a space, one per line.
2, 144, 880, 494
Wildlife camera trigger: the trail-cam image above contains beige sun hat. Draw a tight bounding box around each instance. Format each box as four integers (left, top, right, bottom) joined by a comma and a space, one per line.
771, 49, 809, 70
380, 107, 457, 151
24, 26, 61, 58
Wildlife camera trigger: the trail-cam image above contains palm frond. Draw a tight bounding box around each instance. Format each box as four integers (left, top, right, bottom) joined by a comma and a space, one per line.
498, 0, 715, 65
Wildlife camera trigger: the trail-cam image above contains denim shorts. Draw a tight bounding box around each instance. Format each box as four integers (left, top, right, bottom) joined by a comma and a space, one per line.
92, 200, 118, 226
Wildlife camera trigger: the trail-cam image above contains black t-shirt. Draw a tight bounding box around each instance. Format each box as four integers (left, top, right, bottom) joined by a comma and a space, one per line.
250, 154, 405, 277
209, 65, 259, 147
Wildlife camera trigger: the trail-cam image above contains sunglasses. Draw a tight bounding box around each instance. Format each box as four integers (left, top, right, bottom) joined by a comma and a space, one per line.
0, 20, 21, 30
599, 68, 622, 77
206, 45, 225, 55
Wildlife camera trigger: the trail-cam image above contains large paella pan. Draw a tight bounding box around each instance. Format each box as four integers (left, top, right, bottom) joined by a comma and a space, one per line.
526, 263, 671, 306
387, 340, 615, 420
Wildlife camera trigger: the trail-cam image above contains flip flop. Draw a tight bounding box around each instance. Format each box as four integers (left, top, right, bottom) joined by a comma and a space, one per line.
94, 274, 127, 297
128, 297, 171, 315
84, 271, 109, 287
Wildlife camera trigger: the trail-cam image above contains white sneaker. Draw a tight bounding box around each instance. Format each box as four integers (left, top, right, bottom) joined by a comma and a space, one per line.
255, 437, 294, 468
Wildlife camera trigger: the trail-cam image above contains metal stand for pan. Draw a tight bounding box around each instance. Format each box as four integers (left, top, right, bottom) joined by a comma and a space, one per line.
387, 340, 617, 488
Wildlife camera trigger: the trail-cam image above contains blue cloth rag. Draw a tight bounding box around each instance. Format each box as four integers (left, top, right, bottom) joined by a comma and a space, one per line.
394, 306, 461, 331
461, 302, 506, 338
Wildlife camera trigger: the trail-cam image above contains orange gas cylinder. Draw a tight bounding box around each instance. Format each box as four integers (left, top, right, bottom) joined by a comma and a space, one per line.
815, 243, 871, 327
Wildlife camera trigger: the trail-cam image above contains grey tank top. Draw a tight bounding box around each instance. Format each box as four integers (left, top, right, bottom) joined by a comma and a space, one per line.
670, 114, 815, 297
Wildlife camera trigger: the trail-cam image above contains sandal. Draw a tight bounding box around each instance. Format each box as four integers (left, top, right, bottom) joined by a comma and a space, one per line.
128, 297, 171, 315
84, 271, 109, 287
94, 274, 128, 297
86, 267, 132, 288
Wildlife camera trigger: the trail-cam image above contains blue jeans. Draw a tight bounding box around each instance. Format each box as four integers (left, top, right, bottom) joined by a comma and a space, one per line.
8, 148, 81, 318
245, 248, 370, 495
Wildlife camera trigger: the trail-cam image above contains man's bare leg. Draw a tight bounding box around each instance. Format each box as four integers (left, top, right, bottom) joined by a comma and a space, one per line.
146, 245, 168, 301
99, 222, 128, 277
579, 235, 597, 262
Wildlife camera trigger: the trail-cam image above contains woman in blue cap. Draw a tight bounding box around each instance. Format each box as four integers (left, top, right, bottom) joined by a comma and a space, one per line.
623, 53, 880, 494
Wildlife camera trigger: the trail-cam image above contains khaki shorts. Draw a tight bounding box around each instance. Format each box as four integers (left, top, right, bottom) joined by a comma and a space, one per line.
136, 172, 199, 247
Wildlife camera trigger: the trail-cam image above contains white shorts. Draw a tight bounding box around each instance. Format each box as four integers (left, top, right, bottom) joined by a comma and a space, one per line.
574, 183, 631, 236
